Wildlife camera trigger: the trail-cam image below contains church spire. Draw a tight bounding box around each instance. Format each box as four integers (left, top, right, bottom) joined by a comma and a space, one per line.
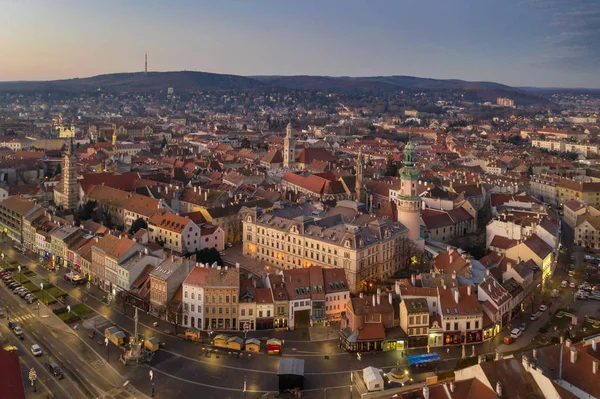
112, 126, 118, 146
355, 146, 365, 203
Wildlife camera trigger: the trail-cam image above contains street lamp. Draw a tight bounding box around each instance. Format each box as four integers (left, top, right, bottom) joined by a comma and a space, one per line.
40, 283, 45, 306
105, 337, 109, 362
28, 368, 37, 393
17, 265, 21, 284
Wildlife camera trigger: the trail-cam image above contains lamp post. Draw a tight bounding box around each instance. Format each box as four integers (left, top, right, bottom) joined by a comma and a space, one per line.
149, 370, 154, 397
105, 337, 109, 362
28, 368, 37, 392
18, 265, 21, 284
40, 283, 45, 306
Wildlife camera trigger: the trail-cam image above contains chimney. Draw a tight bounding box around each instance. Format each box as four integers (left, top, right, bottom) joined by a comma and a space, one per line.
422, 386, 429, 399
566, 338, 572, 348
449, 382, 455, 393
570, 347, 577, 364
171, 255, 174, 262
372, 294, 376, 307
467, 285, 472, 296
394, 281, 400, 296
359, 292, 364, 299
496, 382, 502, 397
479, 354, 487, 364
453, 289, 460, 304
495, 351, 502, 361
593, 360, 599, 375
377, 288, 381, 305
507, 262, 512, 270
532, 348, 537, 359
486, 269, 490, 276
452, 270, 457, 280
411, 274, 416, 286
205, 191, 208, 201
388, 292, 392, 305
592, 339, 597, 352
236, 262, 240, 269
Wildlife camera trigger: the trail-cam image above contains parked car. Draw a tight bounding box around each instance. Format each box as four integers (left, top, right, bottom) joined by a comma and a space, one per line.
47, 362, 64, 379
584, 255, 595, 261
8, 321, 16, 330
569, 282, 577, 288
568, 271, 575, 277
511, 328, 523, 339
539, 305, 549, 312
19, 290, 30, 298
30, 344, 42, 357
551, 289, 560, 298
226, 242, 233, 248
530, 312, 541, 321
519, 323, 528, 331
561, 280, 568, 288
27, 297, 37, 304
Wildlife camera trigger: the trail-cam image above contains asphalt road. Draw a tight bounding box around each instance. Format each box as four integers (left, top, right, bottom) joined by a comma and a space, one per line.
0, 277, 110, 398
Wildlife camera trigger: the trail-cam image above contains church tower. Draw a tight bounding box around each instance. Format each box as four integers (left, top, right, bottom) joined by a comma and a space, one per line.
355, 147, 365, 203
397, 141, 422, 242
112, 126, 118, 146
283, 122, 296, 169
62, 139, 78, 210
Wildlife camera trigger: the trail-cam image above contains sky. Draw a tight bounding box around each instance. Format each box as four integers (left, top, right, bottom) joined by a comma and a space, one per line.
1, 0, 599, 88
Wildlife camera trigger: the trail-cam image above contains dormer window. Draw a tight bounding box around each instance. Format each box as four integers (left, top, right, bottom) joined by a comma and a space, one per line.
345, 239, 351, 248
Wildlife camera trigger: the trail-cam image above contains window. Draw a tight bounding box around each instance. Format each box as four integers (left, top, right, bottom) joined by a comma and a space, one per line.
475, 321, 479, 329
184, 291, 188, 298
191, 304, 195, 312
241, 309, 245, 316
191, 292, 195, 300
466, 321, 470, 330
249, 309, 253, 316
226, 296, 230, 303
454, 322, 458, 330
267, 310, 271, 317
259, 311, 263, 318
409, 316, 414, 325
219, 308, 223, 314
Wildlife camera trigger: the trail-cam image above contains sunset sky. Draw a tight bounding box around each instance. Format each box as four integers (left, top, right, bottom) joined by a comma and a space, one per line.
1, 0, 598, 87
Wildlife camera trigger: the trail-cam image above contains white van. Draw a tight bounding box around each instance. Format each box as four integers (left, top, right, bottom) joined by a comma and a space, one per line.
510, 328, 522, 339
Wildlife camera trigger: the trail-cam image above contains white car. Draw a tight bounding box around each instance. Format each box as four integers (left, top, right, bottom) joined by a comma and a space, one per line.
31, 344, 42, 357
539, 305, 548, 312
530, 312, 541, 321
510, 328, 522, 339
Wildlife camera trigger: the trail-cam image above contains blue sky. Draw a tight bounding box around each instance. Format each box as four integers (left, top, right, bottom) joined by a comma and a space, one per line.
1, 0, 599, 87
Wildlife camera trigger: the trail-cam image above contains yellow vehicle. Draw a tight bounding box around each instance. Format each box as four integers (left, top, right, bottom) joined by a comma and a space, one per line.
184, 328, 203, 342
2, 344, 18, 353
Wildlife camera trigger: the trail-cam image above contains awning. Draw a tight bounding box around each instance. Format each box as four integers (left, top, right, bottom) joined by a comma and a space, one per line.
406, 352, 440, 366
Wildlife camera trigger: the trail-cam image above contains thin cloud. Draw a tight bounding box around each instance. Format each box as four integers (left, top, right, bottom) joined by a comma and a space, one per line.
531, 0, 600, 69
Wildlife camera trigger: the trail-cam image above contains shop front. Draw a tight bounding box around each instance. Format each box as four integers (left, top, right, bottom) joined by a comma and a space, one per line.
443, 331, 462, 345
465, 329, 483, 343
483, 323, 500, 341
339, 323, 386, 353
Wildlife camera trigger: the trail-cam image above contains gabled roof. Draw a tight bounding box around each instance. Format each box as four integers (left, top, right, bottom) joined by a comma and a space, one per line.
124, 194, 161, 217
523, 234, 552, 259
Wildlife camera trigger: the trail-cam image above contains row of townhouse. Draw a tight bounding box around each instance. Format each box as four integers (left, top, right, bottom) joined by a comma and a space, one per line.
180, 265, 350, 332
85, 185, 225, 254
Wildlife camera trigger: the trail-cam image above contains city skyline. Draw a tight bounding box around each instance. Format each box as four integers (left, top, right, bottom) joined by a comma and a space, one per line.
1, 0, 599, 88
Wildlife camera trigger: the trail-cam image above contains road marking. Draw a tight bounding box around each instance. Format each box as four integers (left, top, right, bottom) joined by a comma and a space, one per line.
147, 365, 272, 393
50, 343, 55, 348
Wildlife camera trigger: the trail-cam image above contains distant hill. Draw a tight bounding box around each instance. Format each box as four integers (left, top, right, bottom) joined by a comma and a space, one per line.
0, 71, 266, 93
0, 70, 551, 105
253, 75, 550, 105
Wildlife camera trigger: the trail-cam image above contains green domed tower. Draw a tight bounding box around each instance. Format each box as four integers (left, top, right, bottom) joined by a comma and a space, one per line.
397, 141, 421, 241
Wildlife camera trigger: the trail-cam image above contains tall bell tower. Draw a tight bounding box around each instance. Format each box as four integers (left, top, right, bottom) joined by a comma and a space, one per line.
397, 141, 422, 242
355, 147, 365, 203
283, 122, 296, 169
